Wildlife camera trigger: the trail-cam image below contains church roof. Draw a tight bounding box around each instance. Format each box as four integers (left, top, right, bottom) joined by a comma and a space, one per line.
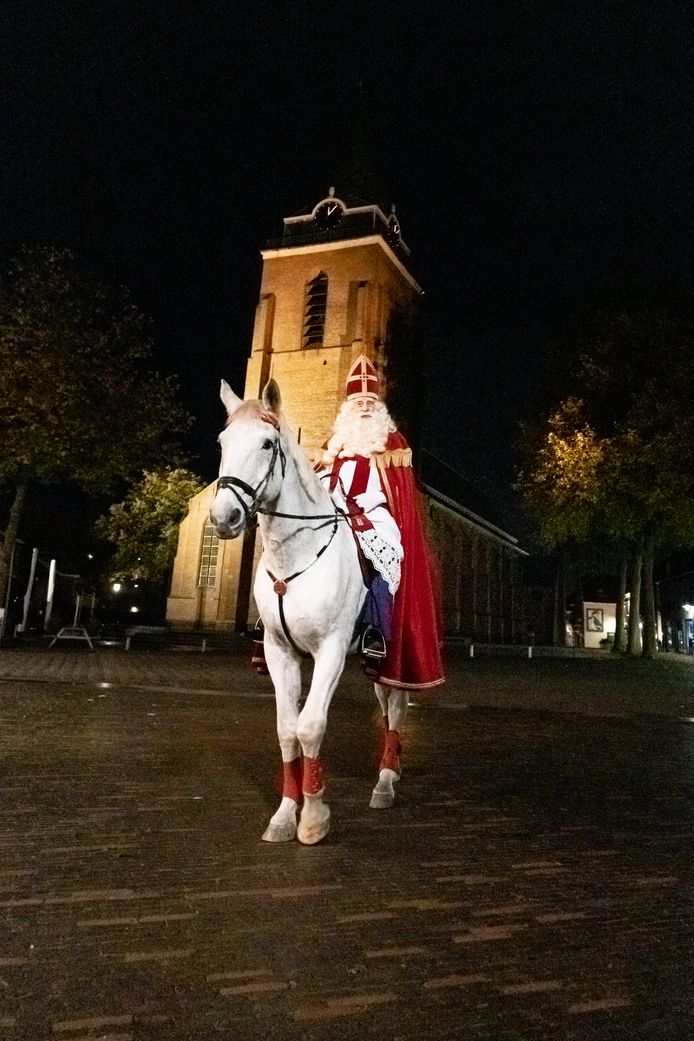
419, 451, 525, 553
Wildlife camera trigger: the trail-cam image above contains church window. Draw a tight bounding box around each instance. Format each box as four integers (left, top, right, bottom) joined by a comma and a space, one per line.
198, 522, 219, 587
303, 272, 328, 348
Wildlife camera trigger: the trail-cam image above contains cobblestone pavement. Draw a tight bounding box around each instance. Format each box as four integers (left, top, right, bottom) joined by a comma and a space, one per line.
0, 644, 693, 1040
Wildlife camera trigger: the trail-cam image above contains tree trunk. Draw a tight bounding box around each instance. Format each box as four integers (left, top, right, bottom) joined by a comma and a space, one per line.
627, 549, 643, 656
612, 557, 628, 654
553, 552, 568, 647
0, 477, 29, 606
641, 539, 657, 658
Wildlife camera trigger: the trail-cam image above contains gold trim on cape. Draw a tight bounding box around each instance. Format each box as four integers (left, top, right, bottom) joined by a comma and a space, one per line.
375, 447, 412, 470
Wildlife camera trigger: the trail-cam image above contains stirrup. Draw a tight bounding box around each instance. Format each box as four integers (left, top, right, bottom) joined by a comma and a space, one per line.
250, 618, 268, 674
360, 625, 387, 660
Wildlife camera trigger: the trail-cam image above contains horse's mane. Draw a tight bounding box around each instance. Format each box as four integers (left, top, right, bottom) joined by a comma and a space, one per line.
229, 400, 325, 505
277, 416, 325, 506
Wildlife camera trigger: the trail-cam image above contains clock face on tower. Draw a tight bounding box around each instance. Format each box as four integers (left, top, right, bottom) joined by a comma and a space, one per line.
314, 198, 344, 230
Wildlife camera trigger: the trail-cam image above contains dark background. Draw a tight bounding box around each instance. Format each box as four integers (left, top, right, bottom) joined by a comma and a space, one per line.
2, 1, 693, 564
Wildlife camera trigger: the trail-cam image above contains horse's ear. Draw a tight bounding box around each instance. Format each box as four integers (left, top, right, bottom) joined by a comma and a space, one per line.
220, 379, 243, 416
262, 379, 282, 416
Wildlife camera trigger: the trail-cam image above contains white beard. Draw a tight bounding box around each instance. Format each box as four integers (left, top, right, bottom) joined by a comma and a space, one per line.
322, 401, 396, 463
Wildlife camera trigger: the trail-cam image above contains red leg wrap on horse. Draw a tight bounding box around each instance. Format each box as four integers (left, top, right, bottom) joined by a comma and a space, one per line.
376, 716, 392, 773
282, 758, 304, 804
251, 641, 268, 674
381, 729, 402, 773
302, 756, 325, 796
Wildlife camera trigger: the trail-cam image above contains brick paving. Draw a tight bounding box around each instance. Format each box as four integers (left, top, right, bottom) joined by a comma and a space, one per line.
0, 643, 693, 1040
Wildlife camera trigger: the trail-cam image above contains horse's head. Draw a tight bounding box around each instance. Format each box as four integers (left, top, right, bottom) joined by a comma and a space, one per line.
210, 379, 285, 539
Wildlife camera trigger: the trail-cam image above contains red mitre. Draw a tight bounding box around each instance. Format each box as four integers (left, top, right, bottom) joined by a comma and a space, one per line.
346, 354, 380, 400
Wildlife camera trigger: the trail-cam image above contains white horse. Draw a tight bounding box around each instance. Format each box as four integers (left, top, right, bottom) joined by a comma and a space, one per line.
210, 378, 408, 844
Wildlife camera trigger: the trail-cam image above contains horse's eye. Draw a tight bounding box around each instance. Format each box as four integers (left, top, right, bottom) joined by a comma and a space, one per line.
262, 439, 274, 450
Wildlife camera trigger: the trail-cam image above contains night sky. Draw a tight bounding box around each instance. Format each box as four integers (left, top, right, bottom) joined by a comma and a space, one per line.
3, 2, 693, 521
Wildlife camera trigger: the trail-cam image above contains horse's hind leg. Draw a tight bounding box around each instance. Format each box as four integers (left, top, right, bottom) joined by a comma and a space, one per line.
262, 638, 303, 842
370, 685, 408, 809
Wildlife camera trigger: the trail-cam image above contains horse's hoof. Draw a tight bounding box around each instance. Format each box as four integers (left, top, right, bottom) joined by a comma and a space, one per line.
370, 786, 394, 809
370, 768, 399, 809
262, 821, 297, 842
297, 819, 330, 844
297, 799, 330, 845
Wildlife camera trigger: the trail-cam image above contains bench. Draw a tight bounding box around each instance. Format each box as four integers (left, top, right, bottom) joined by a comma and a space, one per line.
123, 626, 208, 652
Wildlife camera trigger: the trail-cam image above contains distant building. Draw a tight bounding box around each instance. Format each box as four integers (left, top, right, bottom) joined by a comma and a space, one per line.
656, 565, 694, 652
167, 190, 527, 639
582, 600, 617, 649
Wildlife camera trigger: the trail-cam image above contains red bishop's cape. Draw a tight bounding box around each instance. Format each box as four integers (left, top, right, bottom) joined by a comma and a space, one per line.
372, 432, 445, 691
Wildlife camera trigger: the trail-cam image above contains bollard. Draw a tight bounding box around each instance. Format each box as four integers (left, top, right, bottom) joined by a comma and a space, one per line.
528, 645, 533, 659
469, 643, 474, 658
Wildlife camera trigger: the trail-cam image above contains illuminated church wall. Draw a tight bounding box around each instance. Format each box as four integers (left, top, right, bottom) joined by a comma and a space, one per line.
426, 498, 526, 643
244, 237, 420, 461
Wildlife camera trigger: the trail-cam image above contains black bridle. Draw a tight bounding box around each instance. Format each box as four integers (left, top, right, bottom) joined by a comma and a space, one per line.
215, 426, 346, 657
216, 433, 288, 524
216, 429, 347, 526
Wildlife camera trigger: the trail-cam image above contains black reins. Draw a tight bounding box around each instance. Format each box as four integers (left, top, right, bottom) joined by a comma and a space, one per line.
266, 510, 340, 658
216, 427, 345, 656
217, 436, 343, 525
216, 434, 287, 524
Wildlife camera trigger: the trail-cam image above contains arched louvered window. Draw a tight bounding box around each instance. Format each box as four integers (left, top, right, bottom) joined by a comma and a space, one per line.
198, 521, 219, 588
303, 272, 328, 348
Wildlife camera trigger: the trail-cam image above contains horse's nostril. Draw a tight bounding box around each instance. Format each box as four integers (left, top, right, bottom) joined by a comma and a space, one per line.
212, 507, 243, 536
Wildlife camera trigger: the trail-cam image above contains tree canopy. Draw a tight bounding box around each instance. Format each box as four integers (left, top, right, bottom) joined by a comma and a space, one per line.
0, 246, 192, 604
0, 246, 189, 489
517, 289, 694, 656
518, 397, 605, 549
95, 468, 205, 584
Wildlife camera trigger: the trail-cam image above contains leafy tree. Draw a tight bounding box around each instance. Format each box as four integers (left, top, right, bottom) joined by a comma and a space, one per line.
578, 298, 694, 656
95, 468, 205, 584
0, 246, 190, 604
518, 290, 694, 657
518, 398, 605, 548
517, 399, 620, 647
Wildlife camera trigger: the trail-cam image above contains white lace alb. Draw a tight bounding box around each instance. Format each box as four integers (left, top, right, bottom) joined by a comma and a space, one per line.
357, 529, 402, 596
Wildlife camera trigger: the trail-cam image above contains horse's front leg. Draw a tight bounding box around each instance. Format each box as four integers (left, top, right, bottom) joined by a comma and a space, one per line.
370, 684, 408, 809
262, 635, 303, 842
295, 635, 347, 845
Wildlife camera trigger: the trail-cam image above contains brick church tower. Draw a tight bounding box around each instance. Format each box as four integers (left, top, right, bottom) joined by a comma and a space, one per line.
166, 189, 422, 631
